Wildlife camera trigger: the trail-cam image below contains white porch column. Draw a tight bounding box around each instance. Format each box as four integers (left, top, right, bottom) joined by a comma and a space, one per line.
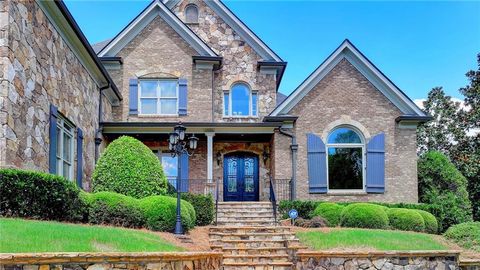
206, 132, 215, 183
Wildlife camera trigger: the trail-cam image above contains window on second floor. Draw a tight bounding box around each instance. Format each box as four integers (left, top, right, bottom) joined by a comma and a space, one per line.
223, 82, 258, 117
139, 79, 178, 115
185, 4, 199, 24
56, 116, 75, 180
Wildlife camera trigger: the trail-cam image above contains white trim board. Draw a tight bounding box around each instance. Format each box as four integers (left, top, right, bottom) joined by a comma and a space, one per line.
271, 40, 426, 116
98, 0, 217, 57
163, 0, 283, 62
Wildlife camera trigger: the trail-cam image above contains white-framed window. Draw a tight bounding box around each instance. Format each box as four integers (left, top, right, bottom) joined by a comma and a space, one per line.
326, 126, 365, 192
139, 79, 178, 115
223, 82, 258, 117
56, 116, 75, 180
185, 4, 199, 24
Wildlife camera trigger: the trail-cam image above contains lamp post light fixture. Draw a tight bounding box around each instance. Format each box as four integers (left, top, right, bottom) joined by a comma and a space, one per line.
168, 123, 198, 235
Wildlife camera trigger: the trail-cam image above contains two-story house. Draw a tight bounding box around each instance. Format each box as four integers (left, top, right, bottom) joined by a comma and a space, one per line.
1, 0, 430, 203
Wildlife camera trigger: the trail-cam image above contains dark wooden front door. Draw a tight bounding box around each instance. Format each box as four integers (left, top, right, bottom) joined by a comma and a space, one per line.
223, 153, 259, 201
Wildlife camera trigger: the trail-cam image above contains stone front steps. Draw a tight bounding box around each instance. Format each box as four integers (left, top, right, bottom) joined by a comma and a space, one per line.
210, 202, 306, 270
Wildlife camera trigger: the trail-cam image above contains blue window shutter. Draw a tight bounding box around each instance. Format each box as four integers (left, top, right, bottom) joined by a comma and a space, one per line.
366, 133, 385, 193
129, 78, 138, 115
76, 128, 83, 189
179, 153, 189, 192
307, 133, 327, 193
49, 105, 59, 174
178, 78, 188, 115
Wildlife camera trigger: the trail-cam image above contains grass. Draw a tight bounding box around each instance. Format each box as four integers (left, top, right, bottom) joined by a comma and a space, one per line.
0, 218, 182, 253
297, 228, 449, 251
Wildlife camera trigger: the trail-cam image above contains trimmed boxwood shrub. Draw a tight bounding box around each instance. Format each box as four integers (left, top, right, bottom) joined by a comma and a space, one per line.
82, 192, 144, 228
0, 169, 86, 222
312, 203, 344, 227
418, 151, 472, 232
180, 193, 214, 226
92, 136, 167, 198
444, 222, 480, 252
140, 195, 196, 232
387, 208, 426, 232
415, 209, 438, 234
340, 203, 389, 229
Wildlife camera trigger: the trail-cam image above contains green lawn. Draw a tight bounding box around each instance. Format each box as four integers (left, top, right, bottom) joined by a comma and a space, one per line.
297, 228, 449, 251
0, 218, 182, 253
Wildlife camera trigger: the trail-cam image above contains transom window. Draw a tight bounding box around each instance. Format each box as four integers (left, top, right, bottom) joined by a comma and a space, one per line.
56, 116, 75, 180
223, 83, 258, 117
185, 4, 199, 24
139, 80, 178, 115
326, 127, 365, 191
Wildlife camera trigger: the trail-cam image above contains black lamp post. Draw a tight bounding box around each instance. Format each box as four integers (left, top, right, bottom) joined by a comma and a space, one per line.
169, 123, 198, 235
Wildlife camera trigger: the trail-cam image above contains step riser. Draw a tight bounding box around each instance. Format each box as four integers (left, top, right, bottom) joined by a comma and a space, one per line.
220, 250, 290, 256
218, 218, 275, 222
213, 242, 286, 248
209, 228, 292, 234
217, 222, 276, 226
223, 266, 292, 270
217, 212, 274, 217
223, 258, 290, 264
210, 235, 295, 241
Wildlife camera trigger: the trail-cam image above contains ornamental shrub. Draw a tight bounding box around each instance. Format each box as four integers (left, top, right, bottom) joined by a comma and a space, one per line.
340, 203, 389, 229
312, 203, 344, 227
180, 193, 214, 226
92, 136, 167, 198
278, 200, 320, 219
444, 222, 480, 252
140, 195, 196, 232
418, 151, 472, 232
83, 192, 144, 228
415, 209, 438, 234
0, 169, 86, 222
387, 208, 426, 232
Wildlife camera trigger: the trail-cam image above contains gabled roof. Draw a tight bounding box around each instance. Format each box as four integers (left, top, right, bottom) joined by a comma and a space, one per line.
270, 39, 427, 117
98, 0, 217, 57
163, 0, 283, 62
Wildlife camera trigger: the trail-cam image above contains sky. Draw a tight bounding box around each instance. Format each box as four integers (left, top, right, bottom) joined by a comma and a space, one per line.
64, 0, 480, 101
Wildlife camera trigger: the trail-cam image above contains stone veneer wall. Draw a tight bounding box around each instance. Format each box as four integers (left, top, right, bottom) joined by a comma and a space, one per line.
172, 0, 278, 122
0, 0, 110, 188
0, 252, 222, 270
296, 251, 462, 270
275, 59, 419, 203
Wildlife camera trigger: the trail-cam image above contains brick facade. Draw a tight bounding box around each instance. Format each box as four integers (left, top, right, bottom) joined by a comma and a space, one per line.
274, 59, 418, 203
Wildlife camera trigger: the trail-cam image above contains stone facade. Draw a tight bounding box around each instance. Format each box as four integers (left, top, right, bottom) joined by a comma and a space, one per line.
0, 252, 222, 270
296, 251, 461, 270
274, 59, 419, 203
0, 0, 113, 189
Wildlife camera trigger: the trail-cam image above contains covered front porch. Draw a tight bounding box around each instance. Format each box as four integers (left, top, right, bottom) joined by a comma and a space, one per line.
101, 122, 292, 202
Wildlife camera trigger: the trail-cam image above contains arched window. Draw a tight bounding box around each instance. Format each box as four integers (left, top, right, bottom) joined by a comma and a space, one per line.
223, 83, 258, 117
185, 4, 199, 24
326, 127, 365, 191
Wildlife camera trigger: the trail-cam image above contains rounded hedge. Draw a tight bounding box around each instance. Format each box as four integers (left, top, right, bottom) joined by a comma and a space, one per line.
92, 136, 167, 198
415, 209, 438, 234
140, 195, 196, 232
444, 222, 480, 252
340, 203, 389, 229
0, 169, 86, 222
387, 208, 426, 232
180, 193, 214, 226
312, 203, 344, 227
83, 192, 144, 228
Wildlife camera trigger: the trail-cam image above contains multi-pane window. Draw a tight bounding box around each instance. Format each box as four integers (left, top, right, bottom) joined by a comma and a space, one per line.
326, 127, 365, 191
139, 80, 178, 115
56, 116, 75, 180
223, 83, 258, 117
152, 149, 178, 187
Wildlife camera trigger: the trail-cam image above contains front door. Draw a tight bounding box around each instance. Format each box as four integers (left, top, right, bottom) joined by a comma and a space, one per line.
223, 153, 259, 201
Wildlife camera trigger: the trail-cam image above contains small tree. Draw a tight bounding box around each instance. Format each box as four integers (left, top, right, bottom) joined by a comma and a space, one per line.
92, 136, 167, 198
418, 151, 472, 231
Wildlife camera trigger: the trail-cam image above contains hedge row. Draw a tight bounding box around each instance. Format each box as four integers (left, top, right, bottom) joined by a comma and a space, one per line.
308, 202, 438, 233
0, 169, 197, 232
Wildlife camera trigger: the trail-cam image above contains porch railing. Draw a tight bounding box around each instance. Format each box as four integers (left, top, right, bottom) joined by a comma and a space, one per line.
272, 178, 293, 202
269, 176, 277, 224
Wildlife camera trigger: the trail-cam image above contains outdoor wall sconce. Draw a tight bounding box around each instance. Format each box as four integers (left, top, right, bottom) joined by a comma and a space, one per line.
216, 152, 222, 165
262, 148, 270, 165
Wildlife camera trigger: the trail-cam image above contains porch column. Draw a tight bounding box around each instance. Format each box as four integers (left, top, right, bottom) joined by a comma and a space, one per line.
206, 132, 215, 183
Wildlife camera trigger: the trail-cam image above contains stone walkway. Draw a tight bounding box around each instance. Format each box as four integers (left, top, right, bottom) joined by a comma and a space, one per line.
209, 202, 305, 270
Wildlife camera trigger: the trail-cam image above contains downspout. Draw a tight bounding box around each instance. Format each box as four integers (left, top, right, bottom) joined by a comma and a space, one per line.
95, 84, 109, 163
278, 128, 297, 200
